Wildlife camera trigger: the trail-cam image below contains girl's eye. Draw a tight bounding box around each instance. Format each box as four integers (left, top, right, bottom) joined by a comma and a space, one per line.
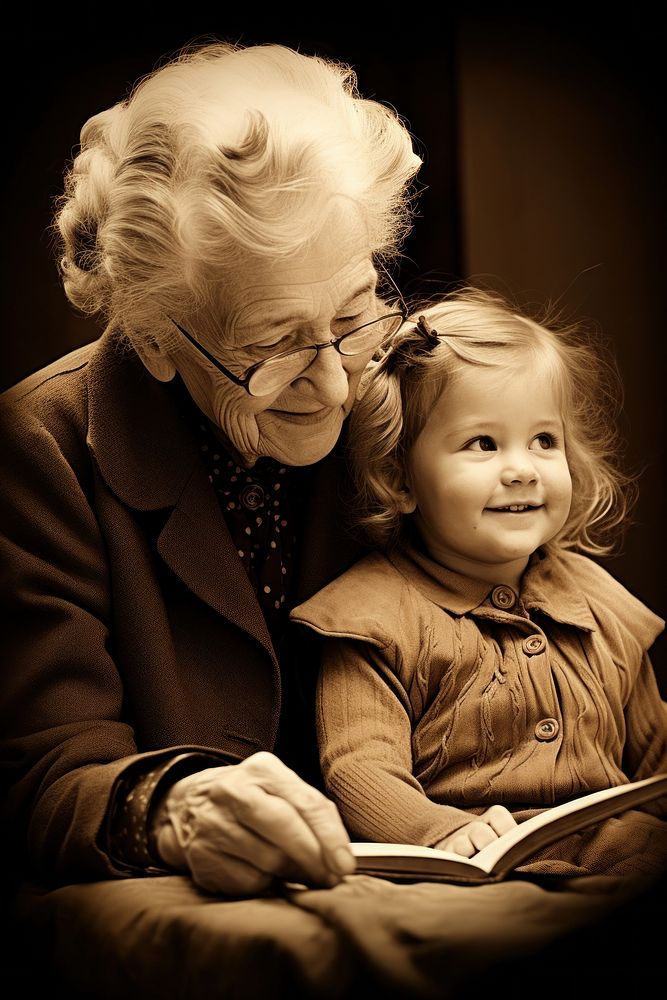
467, 436, 497, 452
531, 433, 555, 450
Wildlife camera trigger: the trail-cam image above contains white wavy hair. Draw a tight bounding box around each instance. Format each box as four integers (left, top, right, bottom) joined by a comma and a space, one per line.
54, 40, 422, 349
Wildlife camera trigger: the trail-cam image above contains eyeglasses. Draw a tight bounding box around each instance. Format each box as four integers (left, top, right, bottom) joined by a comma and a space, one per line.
168, 268, 407, 397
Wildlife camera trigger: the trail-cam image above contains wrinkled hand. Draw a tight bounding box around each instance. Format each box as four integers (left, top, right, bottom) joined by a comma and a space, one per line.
436, 805, 517, 858
152, 751, 356, 895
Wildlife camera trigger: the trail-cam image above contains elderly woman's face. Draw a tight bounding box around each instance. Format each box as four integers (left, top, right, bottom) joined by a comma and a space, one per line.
169, 204, 378, 467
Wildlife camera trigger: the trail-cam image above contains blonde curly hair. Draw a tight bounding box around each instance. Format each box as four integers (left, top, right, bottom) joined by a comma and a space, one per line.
348, 287, 636, 556
54, 40, 422, 351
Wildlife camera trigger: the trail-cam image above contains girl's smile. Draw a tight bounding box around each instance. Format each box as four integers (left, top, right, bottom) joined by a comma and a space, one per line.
401, 362, 573, 591
485, 503, 543, 514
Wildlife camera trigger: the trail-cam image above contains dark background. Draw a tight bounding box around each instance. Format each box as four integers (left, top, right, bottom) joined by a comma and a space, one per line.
1, 13, 664, 687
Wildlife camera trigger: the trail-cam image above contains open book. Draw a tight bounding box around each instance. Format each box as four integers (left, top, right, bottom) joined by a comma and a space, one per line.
351, 773, 667, 884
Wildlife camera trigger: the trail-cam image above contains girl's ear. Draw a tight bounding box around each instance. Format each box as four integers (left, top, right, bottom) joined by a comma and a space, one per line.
397, 488, 417, 514
134, 337, 177, 383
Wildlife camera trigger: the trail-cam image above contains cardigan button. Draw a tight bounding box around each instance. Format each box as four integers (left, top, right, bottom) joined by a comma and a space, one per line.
490, 585, 516, 610
535, 718, 560, 742
523, 634, 546, 656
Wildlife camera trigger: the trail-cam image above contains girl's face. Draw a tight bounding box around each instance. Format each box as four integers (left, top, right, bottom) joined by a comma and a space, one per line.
402, 361, 572, 590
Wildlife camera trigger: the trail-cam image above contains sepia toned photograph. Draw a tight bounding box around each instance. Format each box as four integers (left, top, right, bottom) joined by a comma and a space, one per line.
1, 13, 665, 999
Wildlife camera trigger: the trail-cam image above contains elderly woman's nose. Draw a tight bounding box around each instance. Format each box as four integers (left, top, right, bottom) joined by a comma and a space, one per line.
297, 346, 350, 405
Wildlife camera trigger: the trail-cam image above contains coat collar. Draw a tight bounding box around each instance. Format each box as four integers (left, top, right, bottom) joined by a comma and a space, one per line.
389, 541, 597, 632
87, 330, 201, 510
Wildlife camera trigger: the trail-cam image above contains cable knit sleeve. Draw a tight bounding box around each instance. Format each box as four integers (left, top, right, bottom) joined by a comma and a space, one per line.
566, 554, 667, 782
622, 652, 667, 780
316, 637, 474, 847
291, 551, 490, 846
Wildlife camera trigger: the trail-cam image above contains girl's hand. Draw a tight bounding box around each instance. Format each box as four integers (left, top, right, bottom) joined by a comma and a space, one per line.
151, 751, 356, 895
436, 805, 517, 858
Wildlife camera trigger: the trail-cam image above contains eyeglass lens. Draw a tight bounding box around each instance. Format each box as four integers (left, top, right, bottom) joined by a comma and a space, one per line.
248, 312, 404, 396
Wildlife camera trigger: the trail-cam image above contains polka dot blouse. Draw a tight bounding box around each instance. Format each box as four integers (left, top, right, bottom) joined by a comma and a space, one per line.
197, 417, 302, 638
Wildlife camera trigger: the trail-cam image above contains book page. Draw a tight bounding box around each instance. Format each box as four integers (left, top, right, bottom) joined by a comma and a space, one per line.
351, 773, 667, 877
351, 842, 482, 870
472, 772, 667, 873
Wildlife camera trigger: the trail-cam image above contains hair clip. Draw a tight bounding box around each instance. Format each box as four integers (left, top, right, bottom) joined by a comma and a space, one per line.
382, 314, 440, 375
416, 315, 440, 349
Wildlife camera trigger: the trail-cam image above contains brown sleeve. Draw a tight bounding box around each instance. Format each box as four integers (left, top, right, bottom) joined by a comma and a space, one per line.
0, 405, 233, 884
622, 652, 667, 782
1, 402, 133, 882
316, 637, 474, 847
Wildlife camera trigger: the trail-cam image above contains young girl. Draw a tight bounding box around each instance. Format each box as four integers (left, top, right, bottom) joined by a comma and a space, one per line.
291, 288, 667, 875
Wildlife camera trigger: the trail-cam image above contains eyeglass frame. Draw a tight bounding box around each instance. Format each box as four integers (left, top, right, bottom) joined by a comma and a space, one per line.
166, 266, 408, 397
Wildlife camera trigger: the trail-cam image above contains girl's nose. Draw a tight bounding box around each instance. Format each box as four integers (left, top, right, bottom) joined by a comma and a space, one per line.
293, 344, 350, 406
500, 451, 539, 486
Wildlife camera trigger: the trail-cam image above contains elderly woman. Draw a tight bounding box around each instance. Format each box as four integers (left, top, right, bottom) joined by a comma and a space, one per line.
0, 41, 420, 897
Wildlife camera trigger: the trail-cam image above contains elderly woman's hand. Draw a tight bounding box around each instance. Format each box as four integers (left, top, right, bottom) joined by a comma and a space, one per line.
152, 751, 356, 895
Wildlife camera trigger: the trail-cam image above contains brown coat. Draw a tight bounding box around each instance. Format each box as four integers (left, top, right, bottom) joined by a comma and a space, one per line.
0, 330, 361, 885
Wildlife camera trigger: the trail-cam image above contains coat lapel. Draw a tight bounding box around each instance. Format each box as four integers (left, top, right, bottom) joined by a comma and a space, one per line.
86, 331, 276, 663
156, 466, 274, 657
